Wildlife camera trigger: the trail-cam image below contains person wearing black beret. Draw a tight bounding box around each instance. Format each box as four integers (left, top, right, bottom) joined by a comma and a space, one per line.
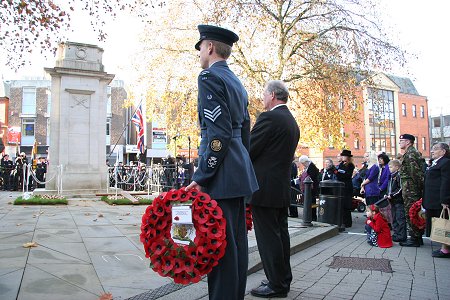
398, 133, 425, 247
186, 25, 259, 299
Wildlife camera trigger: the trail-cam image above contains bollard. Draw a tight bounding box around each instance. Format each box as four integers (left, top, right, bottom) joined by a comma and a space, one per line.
302, 176, 313, 227
336, 184, 344, 232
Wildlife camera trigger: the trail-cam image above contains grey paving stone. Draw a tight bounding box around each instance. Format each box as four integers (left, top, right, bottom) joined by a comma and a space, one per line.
18, 265, 100, 300
0, 268, 23, 300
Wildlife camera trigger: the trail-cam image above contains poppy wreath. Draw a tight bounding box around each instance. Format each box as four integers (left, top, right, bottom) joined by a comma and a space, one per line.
140, 188, 227, 284
409, 198, 426, 230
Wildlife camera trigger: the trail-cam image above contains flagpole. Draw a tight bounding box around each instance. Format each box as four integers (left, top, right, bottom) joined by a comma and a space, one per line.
108, 98, 145, 161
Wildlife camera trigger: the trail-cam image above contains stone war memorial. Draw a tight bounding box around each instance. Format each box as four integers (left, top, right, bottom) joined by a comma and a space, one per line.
42, 41, 114, 196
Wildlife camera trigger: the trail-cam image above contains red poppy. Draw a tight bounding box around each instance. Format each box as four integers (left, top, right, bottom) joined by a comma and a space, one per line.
173, 272, 191, 284
161, 255, 175, 274
196, 193, 211, 203
150, 239, 168, 256
179, 258, 195, 273
166, 189, 182, 201
193, 211, 208, 224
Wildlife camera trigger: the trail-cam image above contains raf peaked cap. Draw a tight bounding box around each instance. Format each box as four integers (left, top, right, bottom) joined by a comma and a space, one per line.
195, 25, 239, 50
340, 149, 353, 157
399, 133, 415, 142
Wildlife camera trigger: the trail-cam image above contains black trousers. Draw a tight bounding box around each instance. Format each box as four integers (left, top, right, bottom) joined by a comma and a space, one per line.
252, 205, 292, 292
208, 197, 248, 300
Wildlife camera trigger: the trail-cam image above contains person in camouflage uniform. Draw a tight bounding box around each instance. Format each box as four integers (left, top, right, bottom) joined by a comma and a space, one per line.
398, 134, 425, 247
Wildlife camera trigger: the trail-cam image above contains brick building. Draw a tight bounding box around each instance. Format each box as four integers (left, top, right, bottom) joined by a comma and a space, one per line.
306, 73, 430, 169
2, 79, 130, 162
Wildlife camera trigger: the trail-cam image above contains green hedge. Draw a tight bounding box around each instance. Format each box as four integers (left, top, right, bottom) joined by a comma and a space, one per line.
14, 196, 68, 205
101, 195, 153, 205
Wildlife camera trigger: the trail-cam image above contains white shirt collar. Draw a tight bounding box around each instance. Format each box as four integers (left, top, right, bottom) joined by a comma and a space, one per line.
270, 103, 287, 111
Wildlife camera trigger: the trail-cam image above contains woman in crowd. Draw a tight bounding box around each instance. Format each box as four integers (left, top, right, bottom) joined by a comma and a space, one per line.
336, 149, 355, 228
422, 142, 450, 258
321, 158, 337, 181
298, 155, 320, 221
377, 152, 392, 225
360, 151, 380, 206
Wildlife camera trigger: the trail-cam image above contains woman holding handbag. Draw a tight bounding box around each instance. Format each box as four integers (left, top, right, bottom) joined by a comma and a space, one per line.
422, 142, 450, 258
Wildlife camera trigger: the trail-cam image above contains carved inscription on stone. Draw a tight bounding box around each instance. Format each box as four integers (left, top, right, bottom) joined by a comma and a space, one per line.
70, 94, 89, 109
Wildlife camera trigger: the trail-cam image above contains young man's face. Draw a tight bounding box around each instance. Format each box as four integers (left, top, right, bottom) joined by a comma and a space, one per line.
198, 40, 210, 69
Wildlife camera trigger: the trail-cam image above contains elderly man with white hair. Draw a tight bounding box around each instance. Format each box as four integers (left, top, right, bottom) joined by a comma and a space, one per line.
297, 155, 320, 221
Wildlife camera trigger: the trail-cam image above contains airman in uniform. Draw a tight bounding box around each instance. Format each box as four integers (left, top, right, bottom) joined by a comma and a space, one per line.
186, 24, 258, 300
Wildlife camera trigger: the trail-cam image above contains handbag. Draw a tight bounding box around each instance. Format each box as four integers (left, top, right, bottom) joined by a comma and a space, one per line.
430, 207, 450, 245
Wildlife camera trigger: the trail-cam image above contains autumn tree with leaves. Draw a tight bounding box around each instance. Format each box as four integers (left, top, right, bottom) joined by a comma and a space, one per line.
0, 0, 159, 69
134, 0, 405, 151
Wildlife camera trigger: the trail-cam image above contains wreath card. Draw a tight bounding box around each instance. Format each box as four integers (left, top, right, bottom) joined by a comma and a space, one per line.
171, 205, 196, 245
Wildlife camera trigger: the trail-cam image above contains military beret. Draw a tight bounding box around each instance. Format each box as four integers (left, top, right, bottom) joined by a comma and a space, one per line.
195, 25, 239, 50
399, 133, 415, 142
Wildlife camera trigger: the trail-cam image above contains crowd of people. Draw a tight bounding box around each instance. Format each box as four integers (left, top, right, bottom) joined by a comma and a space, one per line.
290, 136, 450, 259
0, 153, 47, 191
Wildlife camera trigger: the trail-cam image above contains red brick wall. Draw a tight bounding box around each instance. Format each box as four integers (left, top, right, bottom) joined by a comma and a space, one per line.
397, 93, 429, 157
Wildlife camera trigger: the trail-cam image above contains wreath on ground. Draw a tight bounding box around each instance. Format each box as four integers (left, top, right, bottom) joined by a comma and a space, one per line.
409, 198, 426, 230
140, 188, 227, 284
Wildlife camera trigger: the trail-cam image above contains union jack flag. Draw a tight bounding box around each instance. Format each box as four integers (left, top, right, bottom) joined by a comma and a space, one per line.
132, 104, 145, 154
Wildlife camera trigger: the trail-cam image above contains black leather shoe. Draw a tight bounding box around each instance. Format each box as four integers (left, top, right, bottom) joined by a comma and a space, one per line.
251, 285, 288, 298
392, 237, 406, 243
400, 238, 420, 247
418, 236, 424, 245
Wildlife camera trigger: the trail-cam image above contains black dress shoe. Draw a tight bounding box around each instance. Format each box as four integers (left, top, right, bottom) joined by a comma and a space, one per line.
392, 237, 406, 243
288, 214, 298, 218
400, 238, 420, 247
251, 285, 288, 298
418, 236, 424, 245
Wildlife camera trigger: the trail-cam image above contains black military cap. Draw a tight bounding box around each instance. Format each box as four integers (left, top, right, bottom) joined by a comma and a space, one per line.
195, 25, 239, 50
399, 133, 415, 142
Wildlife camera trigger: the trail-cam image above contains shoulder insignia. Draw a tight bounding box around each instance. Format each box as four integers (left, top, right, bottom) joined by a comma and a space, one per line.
207, 94, 212, 100
207, 156, 218, 169
203, 105, 222, 122
200, 70, 210, 76
210, 139, 222, 152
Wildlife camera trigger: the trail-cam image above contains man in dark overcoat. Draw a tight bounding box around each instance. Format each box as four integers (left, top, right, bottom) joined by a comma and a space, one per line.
248, 80, 300, 298
186, 24, 259, 300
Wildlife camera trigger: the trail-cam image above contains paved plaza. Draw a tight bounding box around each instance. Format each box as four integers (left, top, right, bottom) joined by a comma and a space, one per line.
0, 191, 448, 300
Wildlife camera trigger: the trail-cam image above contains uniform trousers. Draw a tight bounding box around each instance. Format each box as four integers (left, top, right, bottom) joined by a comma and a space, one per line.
208, 197, 248, 300
403, 193, 424, 238
252, 205, 292, 292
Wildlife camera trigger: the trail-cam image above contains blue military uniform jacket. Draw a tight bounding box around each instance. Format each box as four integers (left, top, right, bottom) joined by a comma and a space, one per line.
192, 60, 258, 199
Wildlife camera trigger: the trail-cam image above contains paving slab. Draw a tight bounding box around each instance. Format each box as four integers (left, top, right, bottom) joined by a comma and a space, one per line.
18, 265, 100, 300
0, 268, 23, 300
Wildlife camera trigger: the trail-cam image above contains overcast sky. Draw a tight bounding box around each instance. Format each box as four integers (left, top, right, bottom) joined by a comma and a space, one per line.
1, 0, 448, 115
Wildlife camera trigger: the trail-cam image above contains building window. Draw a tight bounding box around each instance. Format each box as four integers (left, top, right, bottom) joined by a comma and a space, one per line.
107, 86, 112, 116
433, 117, 441, 128
106, 118, 111, 145
47, 89, 51, 115
21, 118, 35, 145
22, 87, 36, 115
354, 138, 359, 149
46, 118, 50, 146
422, 137, 426, 151
339, 98, 344, 110
368, 88, 397, 156
412, 105, 417, 117
402, 103, 406, 116
420, 105, 424, 118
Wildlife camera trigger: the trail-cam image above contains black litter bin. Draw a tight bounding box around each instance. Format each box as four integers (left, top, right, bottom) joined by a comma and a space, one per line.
318, 180, 344, 226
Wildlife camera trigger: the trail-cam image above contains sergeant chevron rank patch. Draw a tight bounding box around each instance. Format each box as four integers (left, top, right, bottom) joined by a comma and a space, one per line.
210, 139, 222, 152
204, 105, 222, 122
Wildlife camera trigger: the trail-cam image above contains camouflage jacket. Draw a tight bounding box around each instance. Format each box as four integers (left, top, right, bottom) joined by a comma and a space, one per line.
400, 145, 424, 197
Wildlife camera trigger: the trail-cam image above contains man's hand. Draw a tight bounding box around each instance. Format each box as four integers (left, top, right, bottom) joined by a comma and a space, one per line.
185, 181, 202, 192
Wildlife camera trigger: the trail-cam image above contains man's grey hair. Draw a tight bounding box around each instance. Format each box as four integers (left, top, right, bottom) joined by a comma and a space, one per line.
265, 80, 289, 102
